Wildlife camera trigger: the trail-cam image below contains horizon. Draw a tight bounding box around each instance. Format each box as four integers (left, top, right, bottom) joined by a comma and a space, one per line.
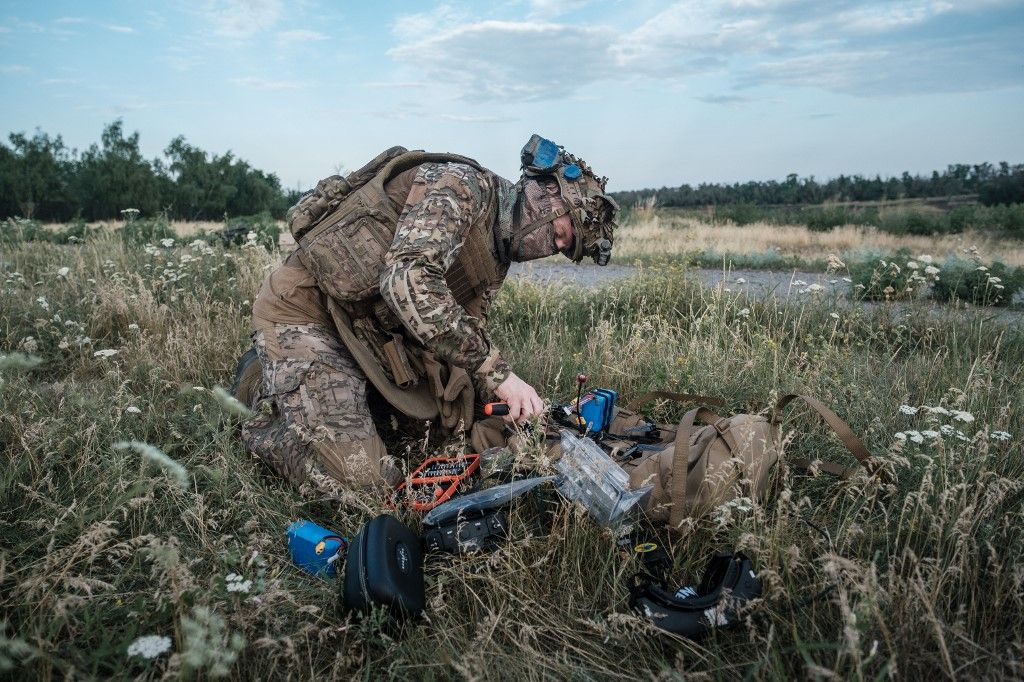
1, 1, 1022, 192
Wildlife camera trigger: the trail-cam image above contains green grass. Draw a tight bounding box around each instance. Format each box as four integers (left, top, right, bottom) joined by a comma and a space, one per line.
2, 230, 1023, 679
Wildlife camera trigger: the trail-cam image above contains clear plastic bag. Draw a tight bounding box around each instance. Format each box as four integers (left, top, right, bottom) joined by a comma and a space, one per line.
554, 430, 651, 527
422, 476, 557, 527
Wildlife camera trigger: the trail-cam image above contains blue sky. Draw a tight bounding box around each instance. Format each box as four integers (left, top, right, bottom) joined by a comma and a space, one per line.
1, 0, 1022, 192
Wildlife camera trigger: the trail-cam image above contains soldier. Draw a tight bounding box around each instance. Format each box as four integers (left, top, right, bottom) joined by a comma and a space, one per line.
233, 135, 617, 492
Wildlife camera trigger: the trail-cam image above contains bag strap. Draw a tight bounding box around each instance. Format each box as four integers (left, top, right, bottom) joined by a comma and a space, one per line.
626, 390, 726, 413
668, 406, 730, 528
772, 394, 877, 478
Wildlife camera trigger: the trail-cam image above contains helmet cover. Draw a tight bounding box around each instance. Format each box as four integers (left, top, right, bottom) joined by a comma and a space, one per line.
519, 134, 618, 265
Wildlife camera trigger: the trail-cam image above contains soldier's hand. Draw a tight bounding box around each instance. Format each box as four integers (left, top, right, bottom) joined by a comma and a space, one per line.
494, 373, 545, 424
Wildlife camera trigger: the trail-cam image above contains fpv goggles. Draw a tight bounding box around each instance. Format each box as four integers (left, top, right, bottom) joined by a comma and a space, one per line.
520, 134, 618, 266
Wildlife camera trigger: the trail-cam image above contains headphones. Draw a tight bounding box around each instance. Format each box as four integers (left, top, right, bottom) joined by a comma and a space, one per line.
628, 543, 762, 639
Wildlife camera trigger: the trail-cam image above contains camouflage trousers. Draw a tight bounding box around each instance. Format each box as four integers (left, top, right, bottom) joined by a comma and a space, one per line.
240, 323, 402, 490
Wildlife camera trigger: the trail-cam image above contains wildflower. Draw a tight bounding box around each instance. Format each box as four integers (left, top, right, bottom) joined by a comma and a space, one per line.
898, 405, 918, 415
987, 276, 1002, 284
793, 279, 807, 286
940, 424, 954, 435
917, 254, 933, 264
125, 406, 142, 415
803, 283, 825, 294
128, 323, 140, 331
160, 238, 175, 248
893, 432, 907, 441
990, 431, 1011, 442
126, 634, 172, 659
830, 312, 840, 319
950, 410, 975, 423
19, 336, 38, 353
976, 265, 988, 272
57, 266, 70, 278
921, 405, 950, 416
737, 308, 751, 318
735, 277, 746, 284
36, 296, 50, 311
826, 254, 846, 270
225, 573, 253, 593
212, 385, 254, 418
907, 261, 919, 269
93, 349, 119, 358
921, 430, 939, 439
908, 431, 924, 444
120, 208, 141, 217
842, 277, 852, 283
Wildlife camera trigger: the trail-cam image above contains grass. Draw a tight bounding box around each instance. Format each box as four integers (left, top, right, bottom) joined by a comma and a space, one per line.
614, 210, 1024, 270
2, 226, 1023, 679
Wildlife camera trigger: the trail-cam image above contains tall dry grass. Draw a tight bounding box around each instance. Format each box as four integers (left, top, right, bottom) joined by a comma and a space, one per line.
615, 212, 1024, 267
1, 229, 1023, 679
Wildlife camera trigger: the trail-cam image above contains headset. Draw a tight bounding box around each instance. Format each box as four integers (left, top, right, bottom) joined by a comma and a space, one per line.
627, 542, 762, 639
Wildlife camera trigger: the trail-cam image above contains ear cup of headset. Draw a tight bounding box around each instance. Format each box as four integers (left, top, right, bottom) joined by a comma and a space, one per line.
631, 552, 762, 639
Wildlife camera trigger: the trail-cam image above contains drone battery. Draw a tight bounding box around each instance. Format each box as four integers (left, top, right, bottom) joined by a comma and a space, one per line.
575, 388, 619, 433
287, 520, 347, 578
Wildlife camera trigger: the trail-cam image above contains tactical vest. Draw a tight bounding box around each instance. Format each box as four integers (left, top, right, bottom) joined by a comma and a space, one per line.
290, 148, 508, 424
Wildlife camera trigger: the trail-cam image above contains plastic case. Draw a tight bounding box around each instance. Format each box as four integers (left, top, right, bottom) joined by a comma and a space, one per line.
555, 430, 651, 526
342, 514, 425, 622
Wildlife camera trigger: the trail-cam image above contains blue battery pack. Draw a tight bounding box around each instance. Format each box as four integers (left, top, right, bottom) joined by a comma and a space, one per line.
576, 388, 618, 433
287, 520, 347, 578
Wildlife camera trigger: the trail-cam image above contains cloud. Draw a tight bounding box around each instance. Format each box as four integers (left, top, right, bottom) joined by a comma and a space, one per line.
54, 17, 87, 25
230, 76, 307, 90
438, 113, 516, 123
1, 64, 30, 75
41, 78, 83, 85
276, 29, 329, 42
388, 1, 1024, 101
695, 94, 757, 105
361, 81, 431, 90
528, 0, 592, 19
105, 24, 136, 34
204, 0, 282, 39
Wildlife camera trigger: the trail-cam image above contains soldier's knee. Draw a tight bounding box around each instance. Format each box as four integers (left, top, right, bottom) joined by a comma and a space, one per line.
312, 436, 401, 488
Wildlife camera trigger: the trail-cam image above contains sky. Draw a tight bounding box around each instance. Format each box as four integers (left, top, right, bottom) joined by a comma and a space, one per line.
1, 0, 1022, 192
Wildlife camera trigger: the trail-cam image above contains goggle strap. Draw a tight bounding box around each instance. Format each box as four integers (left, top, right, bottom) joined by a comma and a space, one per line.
512, 206, 569, 252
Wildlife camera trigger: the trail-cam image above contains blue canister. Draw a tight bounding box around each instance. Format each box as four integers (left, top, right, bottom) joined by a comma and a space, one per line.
577, 388, 618, 433
287, 520, 347, 578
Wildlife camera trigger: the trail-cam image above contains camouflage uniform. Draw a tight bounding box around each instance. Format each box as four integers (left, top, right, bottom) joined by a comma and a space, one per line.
242, 162, 511, 487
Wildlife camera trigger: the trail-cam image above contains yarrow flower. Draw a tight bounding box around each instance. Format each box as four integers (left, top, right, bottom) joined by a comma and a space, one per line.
93, 349, 119, 358
225, 573, 253, 593
737, 308, 751, 318
125, 406, 142, 414
898, 405, 918, 415
56, 266, 70, 278
126, 634, 172, 659
950, 410, 975, 423
803, 283, 825, 294
990, 431, 1011, 442
160, 238, 175, 248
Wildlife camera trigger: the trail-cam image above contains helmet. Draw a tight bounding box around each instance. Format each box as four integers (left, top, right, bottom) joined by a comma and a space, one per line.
517, 134, 618, 265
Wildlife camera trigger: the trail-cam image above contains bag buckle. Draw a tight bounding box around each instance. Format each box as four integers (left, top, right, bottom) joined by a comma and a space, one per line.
713, 417, 730, 435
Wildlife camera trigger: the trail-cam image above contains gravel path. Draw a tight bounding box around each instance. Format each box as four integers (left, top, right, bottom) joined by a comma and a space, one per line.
509, 261, 1024, 320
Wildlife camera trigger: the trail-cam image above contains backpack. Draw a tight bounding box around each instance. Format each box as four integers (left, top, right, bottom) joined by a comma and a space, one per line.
604, 391, 876, 528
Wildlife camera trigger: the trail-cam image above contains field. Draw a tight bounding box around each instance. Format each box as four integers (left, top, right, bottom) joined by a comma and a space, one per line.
2, 223, 1023, 679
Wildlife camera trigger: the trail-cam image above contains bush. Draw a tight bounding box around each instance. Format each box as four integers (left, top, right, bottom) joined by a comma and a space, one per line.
930, 257, 1023, 307
119, 214, 176, 246
220, 212, 280, 251
847, 248, 935, 301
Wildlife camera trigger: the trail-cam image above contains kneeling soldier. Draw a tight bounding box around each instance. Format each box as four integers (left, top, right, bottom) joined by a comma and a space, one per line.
233, 135, 617, 491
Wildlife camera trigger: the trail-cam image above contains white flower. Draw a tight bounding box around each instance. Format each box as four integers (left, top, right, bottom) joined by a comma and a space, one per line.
160, 238, 175, 248
921, 430, 940, 439
36, 296, 50, 311
924, 266, 940, 276
907, 261, 919, 269
245, 231, 258, 243
128, 323, 140, 331
803, 283, 825, 294
940, 425, 955, 436
56, 266, 70, 278
125, 406, 142, 414
987, 276, 1002, 284
921, 405, 950, 416
898, 405, 918, 415
830, 312, 840, 319
976, 265, 988, 272
793, 279, 807, 286
120, 208, 141, 217
950, 410, 975, 423
126, 634, 172, 659
826, 254, 846, 269
893, 432, 907, 441
20, 336, 39, 352
908, 431, 924, 444
917, 254, 933, 264
842, 277, 852, 283
93, 349, 119, 358
737, 308, 751, 318
225, 573, 253, 593
990, 431, 1011, 442
735, 277, 746, 284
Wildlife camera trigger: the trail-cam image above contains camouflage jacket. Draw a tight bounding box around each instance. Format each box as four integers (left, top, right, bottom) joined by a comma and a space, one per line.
254, 161, 514, 398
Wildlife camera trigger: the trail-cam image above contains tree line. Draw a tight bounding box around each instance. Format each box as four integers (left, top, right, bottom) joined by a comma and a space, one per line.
0, 121, 299, 222
3, 120, 1022, 223
610, 163, 1024, 210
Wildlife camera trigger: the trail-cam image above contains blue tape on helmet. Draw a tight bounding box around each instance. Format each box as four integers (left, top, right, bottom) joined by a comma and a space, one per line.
532, 137, 561, 171
563, 164, 582, 180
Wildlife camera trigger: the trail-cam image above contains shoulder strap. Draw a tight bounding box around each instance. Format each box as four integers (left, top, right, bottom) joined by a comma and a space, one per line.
626, 390, 726, 413
772, 394, 878, 479
667, 406, 729, 528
